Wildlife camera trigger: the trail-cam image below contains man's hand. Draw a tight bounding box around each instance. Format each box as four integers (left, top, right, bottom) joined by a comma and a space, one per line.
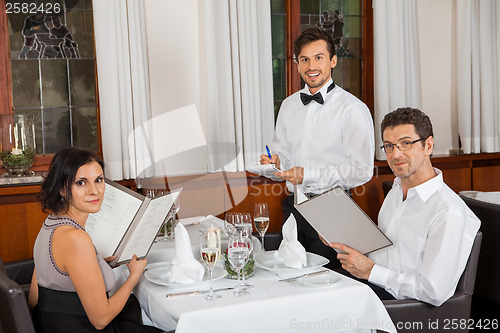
331, 243, 374, 280
260, 153, 280, 170
274, 167, 304, 185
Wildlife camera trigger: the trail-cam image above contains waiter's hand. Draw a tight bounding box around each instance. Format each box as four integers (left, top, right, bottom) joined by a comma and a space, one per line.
260, 154, 281, 170
274, 167, 304, 185
331, 243, 374, 280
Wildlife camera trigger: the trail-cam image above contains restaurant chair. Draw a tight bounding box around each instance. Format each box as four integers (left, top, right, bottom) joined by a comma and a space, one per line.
3, 258, 34, 300
382, 180, 393, 197
0, 257, 36, 333
459, 195, 500, 306
382, 231, 482, 333
254, 232, 283, 251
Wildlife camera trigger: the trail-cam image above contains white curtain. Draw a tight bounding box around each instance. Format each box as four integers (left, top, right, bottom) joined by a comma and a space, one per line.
200, 0, 275, 172
93, 0, 154, 180
373, 0, 421, 159
456, 0, 500, 154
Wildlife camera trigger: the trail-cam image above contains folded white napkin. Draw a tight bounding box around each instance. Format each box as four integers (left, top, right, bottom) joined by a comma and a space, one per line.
179, 216, 204, 226
170, 223, 205, 284
200, 215, 225, 229
278, 214, 307, 268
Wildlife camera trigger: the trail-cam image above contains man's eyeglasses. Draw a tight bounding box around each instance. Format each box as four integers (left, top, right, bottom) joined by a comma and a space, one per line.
380, 138, 425, 153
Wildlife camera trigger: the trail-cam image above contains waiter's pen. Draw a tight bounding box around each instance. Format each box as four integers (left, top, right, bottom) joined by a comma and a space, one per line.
266, 145, 272, 159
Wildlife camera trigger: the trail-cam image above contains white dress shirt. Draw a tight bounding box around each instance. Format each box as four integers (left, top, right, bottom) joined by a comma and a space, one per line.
368, 169, 481, 306
271, 79, 375, 193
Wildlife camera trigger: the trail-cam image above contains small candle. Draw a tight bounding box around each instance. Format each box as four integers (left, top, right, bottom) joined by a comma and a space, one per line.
11, 148, 23, 155
207, 226, 217, 248
206, 226, 222, 261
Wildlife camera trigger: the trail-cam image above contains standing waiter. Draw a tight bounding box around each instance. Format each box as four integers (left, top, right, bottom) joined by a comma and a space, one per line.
260, 28, 374, 268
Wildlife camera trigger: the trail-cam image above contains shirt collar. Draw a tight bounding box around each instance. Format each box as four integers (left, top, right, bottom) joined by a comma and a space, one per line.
394, 168, 444, 203
304, 78, 334, 98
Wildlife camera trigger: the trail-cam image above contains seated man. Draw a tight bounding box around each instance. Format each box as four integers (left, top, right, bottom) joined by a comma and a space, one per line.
330, 107, 480, 306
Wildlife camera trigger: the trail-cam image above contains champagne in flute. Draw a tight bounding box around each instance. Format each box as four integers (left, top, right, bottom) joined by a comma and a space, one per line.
201, 248, 218, 268
254, 217, 270, 235
200, 229, 221, 301
254, 203, 269, 251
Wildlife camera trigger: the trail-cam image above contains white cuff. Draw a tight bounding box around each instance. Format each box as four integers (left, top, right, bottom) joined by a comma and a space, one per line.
368, 264, 392, 289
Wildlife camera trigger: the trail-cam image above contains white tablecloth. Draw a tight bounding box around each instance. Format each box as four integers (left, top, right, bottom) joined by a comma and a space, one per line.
135, 267, 395, 332
130, 217, 396, 332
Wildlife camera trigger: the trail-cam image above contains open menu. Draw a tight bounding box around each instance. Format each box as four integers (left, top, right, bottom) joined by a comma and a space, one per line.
86, 179, 181, 266
294, 186, 392, 255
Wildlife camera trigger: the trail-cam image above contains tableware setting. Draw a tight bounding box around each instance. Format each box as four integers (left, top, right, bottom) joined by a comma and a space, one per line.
277, 269, 330, 282
165, 287, 234, 298
296, 270, 341, 286
254, 251, 329, 273
144, 262, 226, 287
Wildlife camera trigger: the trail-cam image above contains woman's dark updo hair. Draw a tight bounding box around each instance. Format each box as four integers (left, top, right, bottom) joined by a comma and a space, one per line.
39, 147, 104, 214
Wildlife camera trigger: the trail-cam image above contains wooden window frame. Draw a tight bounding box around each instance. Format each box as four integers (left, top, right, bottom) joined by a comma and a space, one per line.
0, 0, 102, 172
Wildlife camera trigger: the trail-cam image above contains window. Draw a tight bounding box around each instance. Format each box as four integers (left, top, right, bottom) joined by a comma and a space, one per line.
4, 0, 99, 155
271, 0, 373, 119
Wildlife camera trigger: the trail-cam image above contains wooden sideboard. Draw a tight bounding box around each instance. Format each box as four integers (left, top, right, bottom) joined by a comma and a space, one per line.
2, 152, 500, 263
352, 152, 500, 222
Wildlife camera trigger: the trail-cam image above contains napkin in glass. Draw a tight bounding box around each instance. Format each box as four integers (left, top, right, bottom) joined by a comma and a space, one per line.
170, 223, 205, 283
277, 213, 307, 268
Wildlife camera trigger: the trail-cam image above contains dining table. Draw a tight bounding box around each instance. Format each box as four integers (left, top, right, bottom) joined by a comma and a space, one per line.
119, 216, 397, 333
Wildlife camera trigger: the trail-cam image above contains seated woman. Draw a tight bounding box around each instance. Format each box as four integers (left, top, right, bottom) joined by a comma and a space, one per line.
28, 147, 160, 332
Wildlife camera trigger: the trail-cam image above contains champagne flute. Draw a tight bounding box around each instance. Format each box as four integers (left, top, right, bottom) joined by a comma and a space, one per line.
227, 230, 251, 296
254, 203, 270, 251
200, 229, 221, 301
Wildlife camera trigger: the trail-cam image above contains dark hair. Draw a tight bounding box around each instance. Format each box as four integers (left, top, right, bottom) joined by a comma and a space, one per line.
293, 27, 336, 61
39, 147, 104, 214
381, 107, 434, 143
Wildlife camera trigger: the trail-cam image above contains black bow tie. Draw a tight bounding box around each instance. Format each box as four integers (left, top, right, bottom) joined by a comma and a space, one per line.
300, 82, 335, 106
300, 92, 324, 105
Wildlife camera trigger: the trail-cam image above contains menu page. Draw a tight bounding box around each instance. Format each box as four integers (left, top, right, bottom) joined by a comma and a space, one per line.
86, 182, 143, 257
117, 190, 181, 263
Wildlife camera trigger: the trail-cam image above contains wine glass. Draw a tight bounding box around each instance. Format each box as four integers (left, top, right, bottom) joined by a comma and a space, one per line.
166, 199, 181, 240
224, 212, 237, 237
200, 229, 221, 301
227, 230, 251, 297
235, 214, 254, 291
254, 203, 270, 251
155, 193, 179, 242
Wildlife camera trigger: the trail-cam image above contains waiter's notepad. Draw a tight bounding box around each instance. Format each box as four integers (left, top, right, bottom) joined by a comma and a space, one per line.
294, 186, 392, 254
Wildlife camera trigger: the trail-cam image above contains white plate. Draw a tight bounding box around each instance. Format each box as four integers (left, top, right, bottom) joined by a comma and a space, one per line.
254, 251, 329, 272
144, 262, 226, 286
297, 271, 341, 286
